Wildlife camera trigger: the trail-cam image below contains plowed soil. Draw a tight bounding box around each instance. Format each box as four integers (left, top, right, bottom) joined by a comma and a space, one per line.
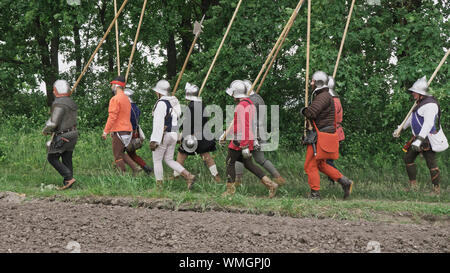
0, 192, 448, 253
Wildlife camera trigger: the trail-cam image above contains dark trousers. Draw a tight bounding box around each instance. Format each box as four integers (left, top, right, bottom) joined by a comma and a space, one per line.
47, 151, 73, 182
404, 147, 439, 185
226, 148, 265, 183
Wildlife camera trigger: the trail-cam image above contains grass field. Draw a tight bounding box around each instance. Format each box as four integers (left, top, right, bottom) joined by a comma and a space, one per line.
0, 127, 449, 222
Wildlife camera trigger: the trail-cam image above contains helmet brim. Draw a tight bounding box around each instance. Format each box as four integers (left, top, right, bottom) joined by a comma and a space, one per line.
185, 95, 202, 102
152, 87, 169, 96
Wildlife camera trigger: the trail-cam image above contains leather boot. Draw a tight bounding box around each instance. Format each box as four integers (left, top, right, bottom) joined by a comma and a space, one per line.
156, 180, 163, 190
222, 182, 236, 197
181, 170, 196, 190
214, 174, 222, 183
273, 176, 286, 186
143, 165, 153, 175
432, 184, 440, 195
309, 189, 320, 199
337, 176, 353, 200
60, 178, 76, 190
260, 176, 278, 198
132, 167, 143, 177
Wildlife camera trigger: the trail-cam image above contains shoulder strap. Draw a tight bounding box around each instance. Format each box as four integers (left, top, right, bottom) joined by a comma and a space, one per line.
131, 104, 139, 127
158, 99, 173, 123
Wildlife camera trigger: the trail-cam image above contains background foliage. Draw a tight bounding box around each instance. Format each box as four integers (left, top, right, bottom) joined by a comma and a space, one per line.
0, 0, 449, 166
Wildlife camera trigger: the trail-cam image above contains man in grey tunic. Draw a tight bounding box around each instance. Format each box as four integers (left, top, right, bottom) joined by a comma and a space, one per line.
42, 80, 78, 190
233, 80, 286, 186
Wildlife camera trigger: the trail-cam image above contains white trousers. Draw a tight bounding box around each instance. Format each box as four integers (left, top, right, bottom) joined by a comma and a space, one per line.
153, 132, 185, 181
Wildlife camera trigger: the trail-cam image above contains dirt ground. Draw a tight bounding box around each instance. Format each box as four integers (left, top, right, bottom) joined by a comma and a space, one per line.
0, 192, 448, 253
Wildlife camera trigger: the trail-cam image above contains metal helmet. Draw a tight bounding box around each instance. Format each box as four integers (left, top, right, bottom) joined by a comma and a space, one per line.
152, 79, 170, 96
53, 80, 70, 95
185, 82, 201, 102
408, 76, 430, 96
225, 80, 242, 97
124, 88, 134, 103
311, 71, 328, 91
327, 76, 338, 97
229, 80, 248, 99
181, 135, 198, 154
243, 80, 254, 95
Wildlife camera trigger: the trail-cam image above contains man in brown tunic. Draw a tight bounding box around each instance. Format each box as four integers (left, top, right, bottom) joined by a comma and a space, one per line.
301, 71, 353, 199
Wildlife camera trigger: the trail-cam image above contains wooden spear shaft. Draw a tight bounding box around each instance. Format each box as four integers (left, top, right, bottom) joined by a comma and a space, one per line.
255, 7, 297, 94
394, 49, 449, 137
428, 48, 449, 84
333, 0, 356, 79
125, 0, 148, 83
248, 0, 305, 95
305, 0, 311, 109
304, 0, 311, 134
198, 0, 243, 97
70, 0, 129, 95
172, 15, 206, 96
114, 0, 121, 76
221, 0, 305, 142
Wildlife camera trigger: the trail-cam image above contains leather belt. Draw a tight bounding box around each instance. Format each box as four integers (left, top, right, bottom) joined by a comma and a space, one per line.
56, 126, 76, 136
116, 131, 132, 136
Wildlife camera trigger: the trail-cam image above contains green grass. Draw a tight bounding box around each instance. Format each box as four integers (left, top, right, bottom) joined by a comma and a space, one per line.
0, 128, 449, 223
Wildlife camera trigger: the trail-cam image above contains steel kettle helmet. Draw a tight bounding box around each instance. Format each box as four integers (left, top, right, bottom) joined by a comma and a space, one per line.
152, 80, 170, 96
408, 76, 430, 96
229, 80, 248, 99
311, 71, 328, 91
327, 76, 338, 96
185, 82, 201, 102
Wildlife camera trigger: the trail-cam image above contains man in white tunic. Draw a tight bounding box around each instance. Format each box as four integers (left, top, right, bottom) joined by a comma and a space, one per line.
150, 80, 196, 189
394, 76, 444, 194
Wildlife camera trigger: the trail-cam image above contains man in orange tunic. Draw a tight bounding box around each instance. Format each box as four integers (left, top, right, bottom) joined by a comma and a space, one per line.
102, 75, 140, 175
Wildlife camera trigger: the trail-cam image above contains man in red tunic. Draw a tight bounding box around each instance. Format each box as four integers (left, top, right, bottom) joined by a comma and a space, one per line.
222, 80, 278, 198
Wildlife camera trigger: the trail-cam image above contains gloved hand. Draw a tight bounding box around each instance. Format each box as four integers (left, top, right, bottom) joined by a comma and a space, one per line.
150, 141, 159, 151
411, 139, 422, 152
242, 145, 252, 159
392, 125, 402, 138
300, 107, 307, 117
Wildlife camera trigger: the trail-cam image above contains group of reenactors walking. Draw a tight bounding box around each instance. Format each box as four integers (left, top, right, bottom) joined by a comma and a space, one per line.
42, 71, 445, 198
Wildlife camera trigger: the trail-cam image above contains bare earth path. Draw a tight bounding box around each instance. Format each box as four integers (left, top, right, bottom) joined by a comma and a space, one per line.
0, 192, 448, 253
